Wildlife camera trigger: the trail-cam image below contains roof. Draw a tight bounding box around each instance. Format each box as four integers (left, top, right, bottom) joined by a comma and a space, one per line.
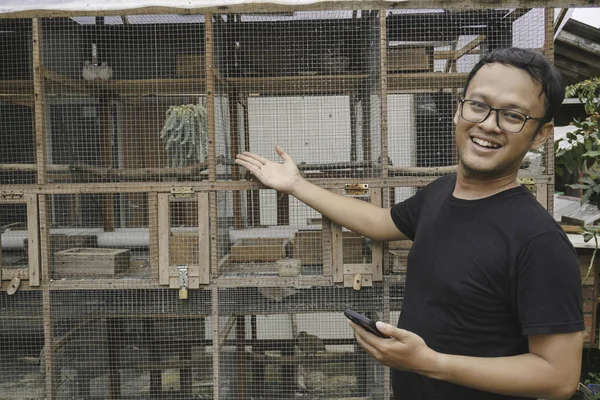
555, 18, 600, 86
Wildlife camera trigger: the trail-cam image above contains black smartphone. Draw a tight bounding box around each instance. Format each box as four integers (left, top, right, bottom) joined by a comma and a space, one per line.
344, 308, 389, 338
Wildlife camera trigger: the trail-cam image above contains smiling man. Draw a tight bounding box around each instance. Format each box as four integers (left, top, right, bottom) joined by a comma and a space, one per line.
235, 47, 584, 400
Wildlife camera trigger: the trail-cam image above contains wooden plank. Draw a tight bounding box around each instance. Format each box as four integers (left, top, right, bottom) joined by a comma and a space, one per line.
210, 191, 219, 279
535, 184, 548, 210
322, 217, 332, 277
0, 171, 552, 196
148, 192, 159, 281
3, 1, 599, 19
343, 264, 373, 275
38, 195, 51, 284
26, 194, 40, 286
198, 192, 210, 285
370, 188, 383, 281
206, 13, 217, 182
158, 193, 170, 285
32, 18, 47, 185
331, 221, 344, 283
557, 29, 600, 57
380, 11, 389, 179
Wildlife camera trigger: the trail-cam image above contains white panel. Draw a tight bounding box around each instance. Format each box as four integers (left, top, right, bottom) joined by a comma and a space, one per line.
388, 94, 416, 202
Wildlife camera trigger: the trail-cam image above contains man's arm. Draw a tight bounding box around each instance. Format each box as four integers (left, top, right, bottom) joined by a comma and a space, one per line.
236, 145, 407, 241
351, 321, 583, 400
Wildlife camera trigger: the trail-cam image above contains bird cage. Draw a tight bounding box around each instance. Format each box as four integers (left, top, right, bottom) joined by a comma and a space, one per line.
0, 3, 562, 399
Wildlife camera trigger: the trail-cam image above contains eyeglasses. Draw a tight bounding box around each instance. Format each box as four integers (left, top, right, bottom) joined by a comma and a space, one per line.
459, 99, 549, 133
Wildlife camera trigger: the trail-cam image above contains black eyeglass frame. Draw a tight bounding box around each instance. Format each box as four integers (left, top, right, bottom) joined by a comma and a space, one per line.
458, 99, 550, 133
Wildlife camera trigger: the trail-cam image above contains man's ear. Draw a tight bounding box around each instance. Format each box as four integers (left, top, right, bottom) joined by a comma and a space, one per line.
530, 122, 553, 151
453, 108, 460, 126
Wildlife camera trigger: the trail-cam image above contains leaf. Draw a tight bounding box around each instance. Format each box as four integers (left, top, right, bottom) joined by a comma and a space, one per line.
584, 233, 594, 242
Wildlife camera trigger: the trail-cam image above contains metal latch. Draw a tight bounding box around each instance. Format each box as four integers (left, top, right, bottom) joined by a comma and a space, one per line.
171, 187, 194, 199
345, 183, 368, 196
178, 265, 189, 300
1, 190, 24, 201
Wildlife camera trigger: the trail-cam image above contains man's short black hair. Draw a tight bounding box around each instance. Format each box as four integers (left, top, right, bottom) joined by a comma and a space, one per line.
463, 47, 565, 121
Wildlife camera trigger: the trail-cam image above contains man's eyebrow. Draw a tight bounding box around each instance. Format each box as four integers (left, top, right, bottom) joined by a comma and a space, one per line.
468, 91, 530, 113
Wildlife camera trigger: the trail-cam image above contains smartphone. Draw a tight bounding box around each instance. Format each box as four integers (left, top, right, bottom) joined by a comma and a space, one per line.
344, 308, 389, 338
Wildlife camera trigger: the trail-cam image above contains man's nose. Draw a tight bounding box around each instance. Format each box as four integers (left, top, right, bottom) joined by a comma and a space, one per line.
478, 110, 502, 133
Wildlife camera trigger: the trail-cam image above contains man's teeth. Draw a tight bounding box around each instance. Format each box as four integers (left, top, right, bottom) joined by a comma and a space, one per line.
472, 138, 500, 149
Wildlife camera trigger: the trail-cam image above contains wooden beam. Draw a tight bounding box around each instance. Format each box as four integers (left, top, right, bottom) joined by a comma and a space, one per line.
557, 30, 600, 56
370, 188, 383, 282
26, 194, 40, 286
32, 19, 47, 184
2, 1, 599, 18
158, 193, 170, 285
198, 192, 210, 285
206, 13, 217, 182
148, 192, 159, 281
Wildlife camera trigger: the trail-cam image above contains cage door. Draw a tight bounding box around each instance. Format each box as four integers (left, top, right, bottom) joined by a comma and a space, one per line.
158, 191, 210, 289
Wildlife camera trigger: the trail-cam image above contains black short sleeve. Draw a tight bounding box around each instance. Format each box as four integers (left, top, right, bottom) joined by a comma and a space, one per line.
516, 231, 584, 336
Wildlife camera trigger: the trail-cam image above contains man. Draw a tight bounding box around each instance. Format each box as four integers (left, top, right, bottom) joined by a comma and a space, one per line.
235, 47, 584, 399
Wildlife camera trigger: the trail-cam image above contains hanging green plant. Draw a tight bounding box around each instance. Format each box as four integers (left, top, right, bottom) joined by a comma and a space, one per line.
159, 104, 208, 168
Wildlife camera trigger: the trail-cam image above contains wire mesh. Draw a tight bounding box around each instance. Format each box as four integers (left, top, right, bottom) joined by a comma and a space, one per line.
0, 7, 555, 400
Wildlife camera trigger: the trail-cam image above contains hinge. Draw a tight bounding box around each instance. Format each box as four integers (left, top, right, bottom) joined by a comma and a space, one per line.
345, 183, 368, 196
1, 190, 24, 201
170, 187, 195, 198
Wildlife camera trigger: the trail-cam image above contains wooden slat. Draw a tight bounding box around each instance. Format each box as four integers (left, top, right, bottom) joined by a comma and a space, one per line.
343, 263, 373, 275
206, 13, 217, 182
322, 217, 332, 278
32, 18, 47, 184
0, 171, 552, 195
331, 221, 344, 283
2, 1, 599, 18
148, 192, 159, 281
198, 192, 210, 285
535, 184, 548, 210
26, 194, 40, 286
370, 188, 383, 281
380, 11, 389, 179
157, 193, 170, 285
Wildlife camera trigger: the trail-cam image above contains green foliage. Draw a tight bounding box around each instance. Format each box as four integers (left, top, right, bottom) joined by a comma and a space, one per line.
555, 77, 600, 205
581, 225, 600, 287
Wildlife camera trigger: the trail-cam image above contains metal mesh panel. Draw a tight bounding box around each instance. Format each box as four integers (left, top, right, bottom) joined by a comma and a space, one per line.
0, 6, 554, 400
44, 193, 150, 280
40, 16, 207, 184
0, 19, 35, 185
216, 286, 399, 399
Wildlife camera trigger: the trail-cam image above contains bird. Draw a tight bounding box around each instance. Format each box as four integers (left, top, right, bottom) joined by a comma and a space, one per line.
295, 331, 326, 355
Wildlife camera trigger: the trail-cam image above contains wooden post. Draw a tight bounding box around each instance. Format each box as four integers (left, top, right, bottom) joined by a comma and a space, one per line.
158, 193, 170, 285
379, 11, 389, 179
148, 192, 159, 281
331, 220, 344, 283
544, 7, 556, 214
198, 192, 210, 285
206, 13, 217, 182
370, 188, 383, 281
26, 194, 40, 286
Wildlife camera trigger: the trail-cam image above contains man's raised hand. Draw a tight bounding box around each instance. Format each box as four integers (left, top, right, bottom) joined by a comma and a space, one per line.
235, 145, 303, 195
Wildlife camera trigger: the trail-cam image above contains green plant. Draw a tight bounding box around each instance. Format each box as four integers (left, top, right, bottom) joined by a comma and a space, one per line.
581, 225, 600, 287
555, 77, 600, 205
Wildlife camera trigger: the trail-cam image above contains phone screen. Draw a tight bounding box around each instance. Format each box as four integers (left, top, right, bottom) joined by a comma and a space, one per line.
344, 308, 389, 338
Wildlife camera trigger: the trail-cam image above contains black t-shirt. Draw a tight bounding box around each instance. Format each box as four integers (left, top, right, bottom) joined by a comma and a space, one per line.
389, 173, 584, 400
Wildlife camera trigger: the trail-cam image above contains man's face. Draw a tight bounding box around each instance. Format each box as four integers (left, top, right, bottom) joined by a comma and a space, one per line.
453, 63, 552, 179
